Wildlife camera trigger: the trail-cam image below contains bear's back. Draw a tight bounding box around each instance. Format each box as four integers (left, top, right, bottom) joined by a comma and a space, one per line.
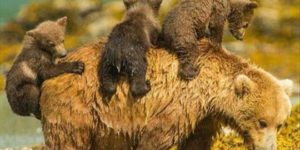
40, 38, 248, 148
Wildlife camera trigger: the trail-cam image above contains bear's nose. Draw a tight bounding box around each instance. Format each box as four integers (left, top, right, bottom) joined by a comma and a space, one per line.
55, 44, 67, 58
59, 51, 67, 58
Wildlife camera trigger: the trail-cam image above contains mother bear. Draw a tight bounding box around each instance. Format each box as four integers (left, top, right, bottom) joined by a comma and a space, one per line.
40, 38, 293, 150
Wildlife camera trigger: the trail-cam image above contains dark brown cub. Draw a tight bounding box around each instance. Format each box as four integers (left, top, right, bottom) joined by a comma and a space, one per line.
160, 0, 257, 80
99, 0, 162, 99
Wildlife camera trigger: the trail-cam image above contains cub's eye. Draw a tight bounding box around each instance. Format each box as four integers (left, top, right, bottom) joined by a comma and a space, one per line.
242, 131, 250, 137
258, 119, 268, 129
48, 41, 55, 47
243, 23, 249, 28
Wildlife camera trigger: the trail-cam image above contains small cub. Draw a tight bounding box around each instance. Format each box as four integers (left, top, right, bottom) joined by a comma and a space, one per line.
99, 0, 162, 99
5, 17, 85, 119
160, 0, 257, 80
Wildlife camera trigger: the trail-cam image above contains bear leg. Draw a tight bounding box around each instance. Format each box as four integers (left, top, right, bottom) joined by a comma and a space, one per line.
128, 57, 150, 98
207, 22, 225, 50
100, 63, 118, 97
174, 40, 200, 81
180, 117, 221, 150
42, 118, 94, 150
130, 79, 151, 98
8, 84, 41, 119
22, 84, 42, 119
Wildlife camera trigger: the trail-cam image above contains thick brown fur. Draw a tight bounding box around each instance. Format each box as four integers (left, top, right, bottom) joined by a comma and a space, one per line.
160, 0, 257, 80
99, 0, 162, 98
5, 17, 84, 119
40, 38, 292, 150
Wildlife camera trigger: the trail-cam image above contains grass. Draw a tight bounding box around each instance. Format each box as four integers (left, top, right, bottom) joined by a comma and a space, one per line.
212, 103, 300, 149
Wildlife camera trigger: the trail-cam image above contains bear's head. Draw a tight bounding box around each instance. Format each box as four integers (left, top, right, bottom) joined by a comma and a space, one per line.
227, 71, 293, 150
26, 16, 68, 58
123, 0, 163, 14
228, 0, 258, 40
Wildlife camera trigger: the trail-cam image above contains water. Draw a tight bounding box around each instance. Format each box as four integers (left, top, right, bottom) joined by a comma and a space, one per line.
0, 0, 106, 26
1, 1, 47, 146
0, 0, 28, 26
291, 95, 300, 105
0, 92, 43, 148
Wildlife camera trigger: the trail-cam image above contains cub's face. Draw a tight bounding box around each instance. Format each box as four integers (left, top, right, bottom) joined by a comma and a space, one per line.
232, 74, 293, 150
26, 17, 68, 58
228, 0, 257, 40
123, 0, 162, 14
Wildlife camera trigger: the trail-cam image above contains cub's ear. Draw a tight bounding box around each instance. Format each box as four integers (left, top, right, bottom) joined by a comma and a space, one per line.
123, 0, 137, 9
279, 79, 294, 96
149, 0, 163, 10
234, 74, 255, 97
26, 30, 39, 38
56, 16, 68, 27
246, 1, 258, 10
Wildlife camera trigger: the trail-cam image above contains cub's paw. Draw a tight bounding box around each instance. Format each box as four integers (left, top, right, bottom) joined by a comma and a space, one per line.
33, 108, 41, 120
208, 40, 222, 51
179, 63, 199, 81
130, 80, 151, 98
101, 83, 117, 96
100, 81, 117, 104
70, 61, 85, 74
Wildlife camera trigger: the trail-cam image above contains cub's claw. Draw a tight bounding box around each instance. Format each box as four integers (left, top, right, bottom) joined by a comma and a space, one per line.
101, 84, 117, 96
179, 63, 199, 81
71, 61, 85, 74
130, 80, 151, 98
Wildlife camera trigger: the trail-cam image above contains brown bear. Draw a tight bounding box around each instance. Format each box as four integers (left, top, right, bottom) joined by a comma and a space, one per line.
160, 0, 257, 80
99, 0, 162, 98
5, 17, 84, 120
40, 38, 293, 150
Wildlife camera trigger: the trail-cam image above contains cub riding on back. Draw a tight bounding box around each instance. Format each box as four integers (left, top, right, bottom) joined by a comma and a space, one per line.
5, 17, 85, 119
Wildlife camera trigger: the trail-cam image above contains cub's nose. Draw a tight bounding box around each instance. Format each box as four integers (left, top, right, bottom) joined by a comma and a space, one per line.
58, 51, 67, 58
55, 44, 67, 58
236, 36, 243, 41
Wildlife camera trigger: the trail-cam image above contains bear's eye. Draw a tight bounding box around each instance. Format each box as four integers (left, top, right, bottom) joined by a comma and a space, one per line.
258, 119, 268, 129
243, 22, 249, 28
48, 41, 55, 47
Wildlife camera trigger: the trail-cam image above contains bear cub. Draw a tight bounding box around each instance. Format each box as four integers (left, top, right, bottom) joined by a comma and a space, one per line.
5, 17, 85, 119
160, 0, 257, 80
99, 0, 162, 99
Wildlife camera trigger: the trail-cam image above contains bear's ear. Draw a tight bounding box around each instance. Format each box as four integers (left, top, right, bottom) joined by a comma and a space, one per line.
234, 74, 255, 97
246, 1, 258, 10
56, 16, 68, 27
279, 79, 293, 96
149, 0, 163, 10
26, 30, 39, 38
123, 0, 137, 9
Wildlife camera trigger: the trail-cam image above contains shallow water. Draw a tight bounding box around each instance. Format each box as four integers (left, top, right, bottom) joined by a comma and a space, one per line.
0, 92, 43, 148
